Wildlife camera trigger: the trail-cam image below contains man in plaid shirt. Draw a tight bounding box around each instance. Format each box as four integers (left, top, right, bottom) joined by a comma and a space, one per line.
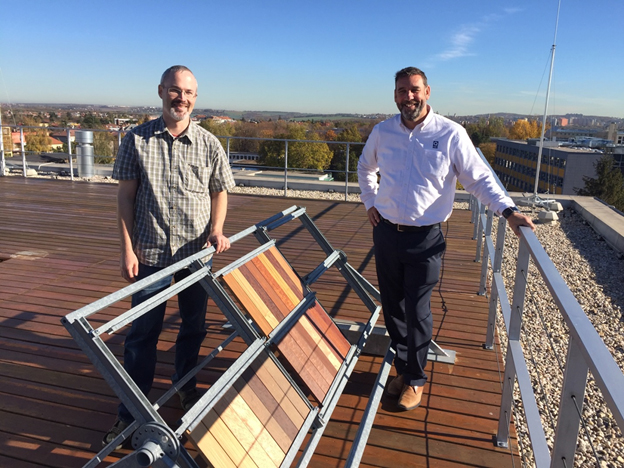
104, 65, 235, 447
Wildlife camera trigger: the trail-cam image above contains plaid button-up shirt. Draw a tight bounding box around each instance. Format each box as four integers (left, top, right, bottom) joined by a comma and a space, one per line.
113, 117, 235, 267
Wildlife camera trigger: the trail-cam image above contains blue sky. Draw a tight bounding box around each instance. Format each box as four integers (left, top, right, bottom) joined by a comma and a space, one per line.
1, 0, 622, 117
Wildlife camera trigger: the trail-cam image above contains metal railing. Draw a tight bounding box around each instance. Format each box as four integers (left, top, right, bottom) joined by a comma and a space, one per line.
0, 123, 364, 200
0, 124, 124, 181
471, 155, 624, 467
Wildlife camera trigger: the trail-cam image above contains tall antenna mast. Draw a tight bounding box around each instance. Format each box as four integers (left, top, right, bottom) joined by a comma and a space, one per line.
531, 0, 562, 203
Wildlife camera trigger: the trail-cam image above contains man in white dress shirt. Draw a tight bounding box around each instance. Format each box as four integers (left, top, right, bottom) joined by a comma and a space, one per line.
358, 66, 534, 411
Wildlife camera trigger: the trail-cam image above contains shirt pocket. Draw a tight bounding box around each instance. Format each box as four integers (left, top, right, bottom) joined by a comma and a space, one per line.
182, 163, 210, 194
420, 149, 450, 178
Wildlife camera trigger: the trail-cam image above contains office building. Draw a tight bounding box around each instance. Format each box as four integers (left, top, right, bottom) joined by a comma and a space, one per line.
491, 138, 603, 195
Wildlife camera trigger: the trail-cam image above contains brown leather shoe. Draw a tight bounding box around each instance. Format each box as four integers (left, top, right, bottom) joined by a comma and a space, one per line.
397, 384, 424, 411
386, 374, 404, 397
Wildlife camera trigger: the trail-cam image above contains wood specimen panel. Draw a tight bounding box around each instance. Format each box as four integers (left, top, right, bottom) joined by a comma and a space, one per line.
223, 246, 351, 402
187, 351, 310, 468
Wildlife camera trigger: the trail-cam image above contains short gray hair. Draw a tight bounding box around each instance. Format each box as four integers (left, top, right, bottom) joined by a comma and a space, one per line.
160, 65, 194, 85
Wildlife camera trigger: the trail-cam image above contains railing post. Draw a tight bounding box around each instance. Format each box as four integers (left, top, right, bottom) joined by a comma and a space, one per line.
344, 143, 350, 201
474, 203, 485, 262
550, 337, 589, 468
496, 237, 531, 447
226, 137, 230, 161
284, 140, 288, 197
478, 209, 494, 295
20, 127, 27, 177
67, 128, 75, 181
471, 197, 480, 238
484, 216, 508, 349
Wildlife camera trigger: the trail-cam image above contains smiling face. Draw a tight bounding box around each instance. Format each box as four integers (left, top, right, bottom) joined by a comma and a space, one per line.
158, 70, 197, 125
394, 74, 430, 128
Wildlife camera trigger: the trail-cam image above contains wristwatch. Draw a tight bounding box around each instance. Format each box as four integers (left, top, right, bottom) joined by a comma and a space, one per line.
502, 206, 520, 219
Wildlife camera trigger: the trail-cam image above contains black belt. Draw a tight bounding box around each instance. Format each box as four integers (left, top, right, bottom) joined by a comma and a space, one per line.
381, 217, 439, 233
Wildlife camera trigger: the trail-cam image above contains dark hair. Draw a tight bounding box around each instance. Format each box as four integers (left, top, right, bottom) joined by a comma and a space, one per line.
160, 65, 194, 85
395, 67, 428, 87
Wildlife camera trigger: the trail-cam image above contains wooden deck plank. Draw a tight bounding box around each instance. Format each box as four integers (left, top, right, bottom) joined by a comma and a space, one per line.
0, 177, 517, 467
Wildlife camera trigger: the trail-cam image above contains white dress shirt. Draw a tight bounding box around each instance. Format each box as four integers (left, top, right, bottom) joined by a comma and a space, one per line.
357, 108, 513, 226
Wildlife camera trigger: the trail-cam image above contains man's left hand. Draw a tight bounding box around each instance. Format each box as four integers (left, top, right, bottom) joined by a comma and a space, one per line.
507, 212, 536, 237
207, 232, 231, 253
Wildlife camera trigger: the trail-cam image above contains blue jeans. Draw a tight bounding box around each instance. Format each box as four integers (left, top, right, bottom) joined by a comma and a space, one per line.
118, 263, 209, 422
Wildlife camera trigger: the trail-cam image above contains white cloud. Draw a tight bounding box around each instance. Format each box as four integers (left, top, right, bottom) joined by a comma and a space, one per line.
437, 26, 480, 61
432, 8, 523, 63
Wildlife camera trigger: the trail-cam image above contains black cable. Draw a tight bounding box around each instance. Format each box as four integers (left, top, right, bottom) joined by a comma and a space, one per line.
433, 220, 450, 340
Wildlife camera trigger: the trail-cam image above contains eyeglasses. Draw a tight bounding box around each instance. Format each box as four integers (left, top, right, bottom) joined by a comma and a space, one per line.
166, 86, 197, 99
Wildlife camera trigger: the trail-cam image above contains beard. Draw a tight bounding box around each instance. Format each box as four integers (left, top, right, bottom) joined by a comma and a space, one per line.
167, 100, 189, 121
168, 106, 188, 122
399, 100, 425, 123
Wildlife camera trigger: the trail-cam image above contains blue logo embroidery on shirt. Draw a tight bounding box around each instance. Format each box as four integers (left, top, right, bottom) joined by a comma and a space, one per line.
433, 141, 439, 149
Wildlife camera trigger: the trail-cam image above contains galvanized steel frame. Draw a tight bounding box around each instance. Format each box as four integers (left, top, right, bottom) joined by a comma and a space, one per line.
63, 205, 388, 468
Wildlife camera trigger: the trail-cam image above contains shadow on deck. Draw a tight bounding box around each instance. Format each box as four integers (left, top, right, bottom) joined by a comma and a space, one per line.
0, 177, 517, 467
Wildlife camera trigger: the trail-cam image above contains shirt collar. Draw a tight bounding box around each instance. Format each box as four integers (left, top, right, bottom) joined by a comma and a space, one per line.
153, 116, 195, 142
397, 105, 434, 132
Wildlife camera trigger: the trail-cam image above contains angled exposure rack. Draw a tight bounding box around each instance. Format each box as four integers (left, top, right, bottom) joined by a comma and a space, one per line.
62, 205, 455, 468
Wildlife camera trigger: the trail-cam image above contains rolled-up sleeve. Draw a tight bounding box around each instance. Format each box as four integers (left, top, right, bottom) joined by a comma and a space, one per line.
208, 136, 235, 193
113, 132, 139, 180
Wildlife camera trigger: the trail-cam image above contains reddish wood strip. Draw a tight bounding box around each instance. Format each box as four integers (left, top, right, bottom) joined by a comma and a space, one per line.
278, 332, 333, 398
265, 247, 304, 296
249, 353, 309, 422
239, 262, 283, 322
247, 258, 293, 320
250, 255, 295, 312
307, 301, 352, 359
223, 269, 277, 334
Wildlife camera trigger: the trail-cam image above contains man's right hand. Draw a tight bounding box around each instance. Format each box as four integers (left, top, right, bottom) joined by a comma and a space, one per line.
120, 250, 139, 283
367, 206, 381, 227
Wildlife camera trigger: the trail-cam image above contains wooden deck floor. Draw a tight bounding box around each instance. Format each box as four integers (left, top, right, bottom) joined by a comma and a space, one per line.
0, 177, 517, 468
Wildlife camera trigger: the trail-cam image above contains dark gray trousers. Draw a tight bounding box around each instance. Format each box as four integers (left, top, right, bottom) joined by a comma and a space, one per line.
373, 221, 446, 387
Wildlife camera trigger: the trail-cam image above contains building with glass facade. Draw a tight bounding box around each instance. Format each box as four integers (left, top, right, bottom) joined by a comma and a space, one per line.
491, 138, 603, 195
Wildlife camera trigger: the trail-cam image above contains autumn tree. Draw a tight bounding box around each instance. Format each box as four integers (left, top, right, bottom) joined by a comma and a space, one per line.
466, 117, 508, 146
478, 142, 496, 166
509, 119, 548, 140
25, 129, 52, 153
324, 129, 337, 141
198, 119, 234, 149
329, 125, 362, 182
82, 113, 102, 129
258, 124, 333, 171
231, 121, 261, 153
2, 128, 12, 155
93, 131, 118, 162
576, 155, 624, 211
